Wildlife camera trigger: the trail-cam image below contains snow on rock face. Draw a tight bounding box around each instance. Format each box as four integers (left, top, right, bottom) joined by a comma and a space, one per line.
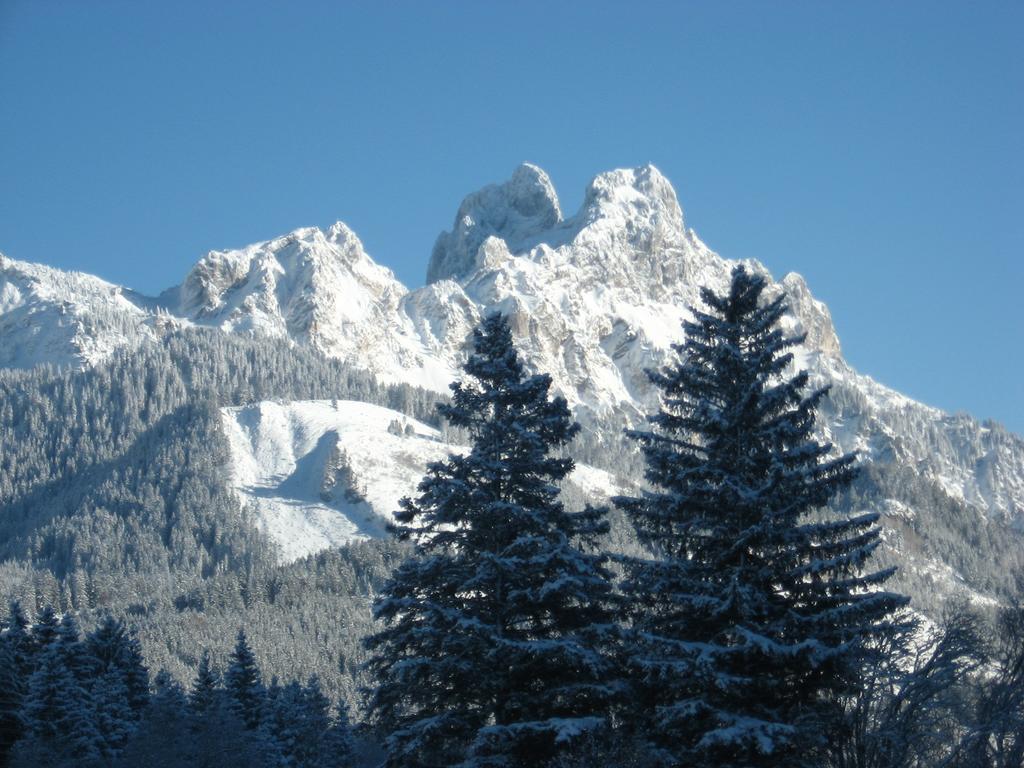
0, 164, 849, 414
174, 223, 402, 347
412, 164, 736, 415
220, 399, 625, 562
169, 223, 459, 393
775, 273, 842, 359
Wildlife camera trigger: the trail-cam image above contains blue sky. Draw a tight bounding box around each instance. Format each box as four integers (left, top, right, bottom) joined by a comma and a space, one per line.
1, 2, 1021, 432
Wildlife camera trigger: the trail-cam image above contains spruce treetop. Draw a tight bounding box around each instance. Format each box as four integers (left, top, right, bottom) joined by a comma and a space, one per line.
392, 311, 586, 548
225, 628, 264, 730
189, 649, 220, 717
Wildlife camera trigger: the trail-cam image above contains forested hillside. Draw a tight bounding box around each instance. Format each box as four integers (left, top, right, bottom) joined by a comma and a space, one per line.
0, 329, 437, 701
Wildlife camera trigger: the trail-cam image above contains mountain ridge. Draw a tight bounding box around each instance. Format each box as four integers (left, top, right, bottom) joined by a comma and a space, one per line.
1, 164, 1021, 542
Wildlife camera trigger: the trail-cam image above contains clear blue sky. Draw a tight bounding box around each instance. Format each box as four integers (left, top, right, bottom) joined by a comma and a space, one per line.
1, 1, 1021, 433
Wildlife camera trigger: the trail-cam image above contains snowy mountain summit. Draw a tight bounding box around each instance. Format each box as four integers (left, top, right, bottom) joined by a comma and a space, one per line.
1, 163, 1022, 557
427, 162, 563, 284
161, 221, 457, 390
414, 162, 841, 417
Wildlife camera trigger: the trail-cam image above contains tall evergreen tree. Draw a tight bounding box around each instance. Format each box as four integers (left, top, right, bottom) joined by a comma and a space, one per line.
54, 613, 90, 682
93, 668, 135, 757
225, 629, 264, 730
29, 606, 59, 653
365, 312, 618, 768
116, 670, 191, 768
0, 602, 31, 766
150, 668, 188, 721
1, 603, 29, 642
181, 653, 273, 768
189, 650, 220, 719
614, 266, 907, 767
262, 676, 346, 768
18, 641, 102, 766
85, 616, 150, 716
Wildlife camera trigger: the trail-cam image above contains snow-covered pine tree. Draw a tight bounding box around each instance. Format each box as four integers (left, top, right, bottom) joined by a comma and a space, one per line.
614, 265, 907, 767
151, 668, 188, 717
263, 676, 344, 768
365, 312, 618, 768
117, 669, 192, 768
0, 601, 31, 764
92, 667, 135, 757
189, 649, 220, 719
54, 613, 89, 682
85, 615, 150, 716
225, 628, 265, 730
183, 651, 272, 768
29, 605, 59, 653
17, 638, 102, 766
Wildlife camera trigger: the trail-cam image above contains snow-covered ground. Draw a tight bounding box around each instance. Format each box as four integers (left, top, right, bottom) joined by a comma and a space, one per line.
221, 399, 624, 563
221, 400, 447, 562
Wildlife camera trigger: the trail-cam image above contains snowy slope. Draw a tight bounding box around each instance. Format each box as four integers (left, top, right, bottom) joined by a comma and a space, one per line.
221, 399, 626, 562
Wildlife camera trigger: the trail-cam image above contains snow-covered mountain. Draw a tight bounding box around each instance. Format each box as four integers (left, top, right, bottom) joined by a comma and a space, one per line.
163, 222, 458, 393
1, 162, 1022, 560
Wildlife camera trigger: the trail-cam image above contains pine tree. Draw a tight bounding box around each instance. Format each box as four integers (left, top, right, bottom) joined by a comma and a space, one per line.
54, 613, 90, 682
19, 641, 102, 766
117, 669, 191, 768
183, 653, 273, 768
225, 628, 264, 730
93, 667, 135, 756
29, 605, 59, 653
614, 266, 907, 767
85, 615, 150, 715
263, 676, 339, 768
189, 650, 220, 719
151, 668, 188, 717
365, 312, 618, 768
0, 601, 31, 765
2, 602, 29, 641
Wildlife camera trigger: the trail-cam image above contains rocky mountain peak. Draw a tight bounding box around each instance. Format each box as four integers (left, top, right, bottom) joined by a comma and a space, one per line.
326, 220, 361, 248
576, 164, 685, 231
426, 163, 562, 284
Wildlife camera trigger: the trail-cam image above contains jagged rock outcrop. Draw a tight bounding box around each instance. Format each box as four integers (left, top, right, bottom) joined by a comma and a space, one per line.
426, 162, 562, 284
